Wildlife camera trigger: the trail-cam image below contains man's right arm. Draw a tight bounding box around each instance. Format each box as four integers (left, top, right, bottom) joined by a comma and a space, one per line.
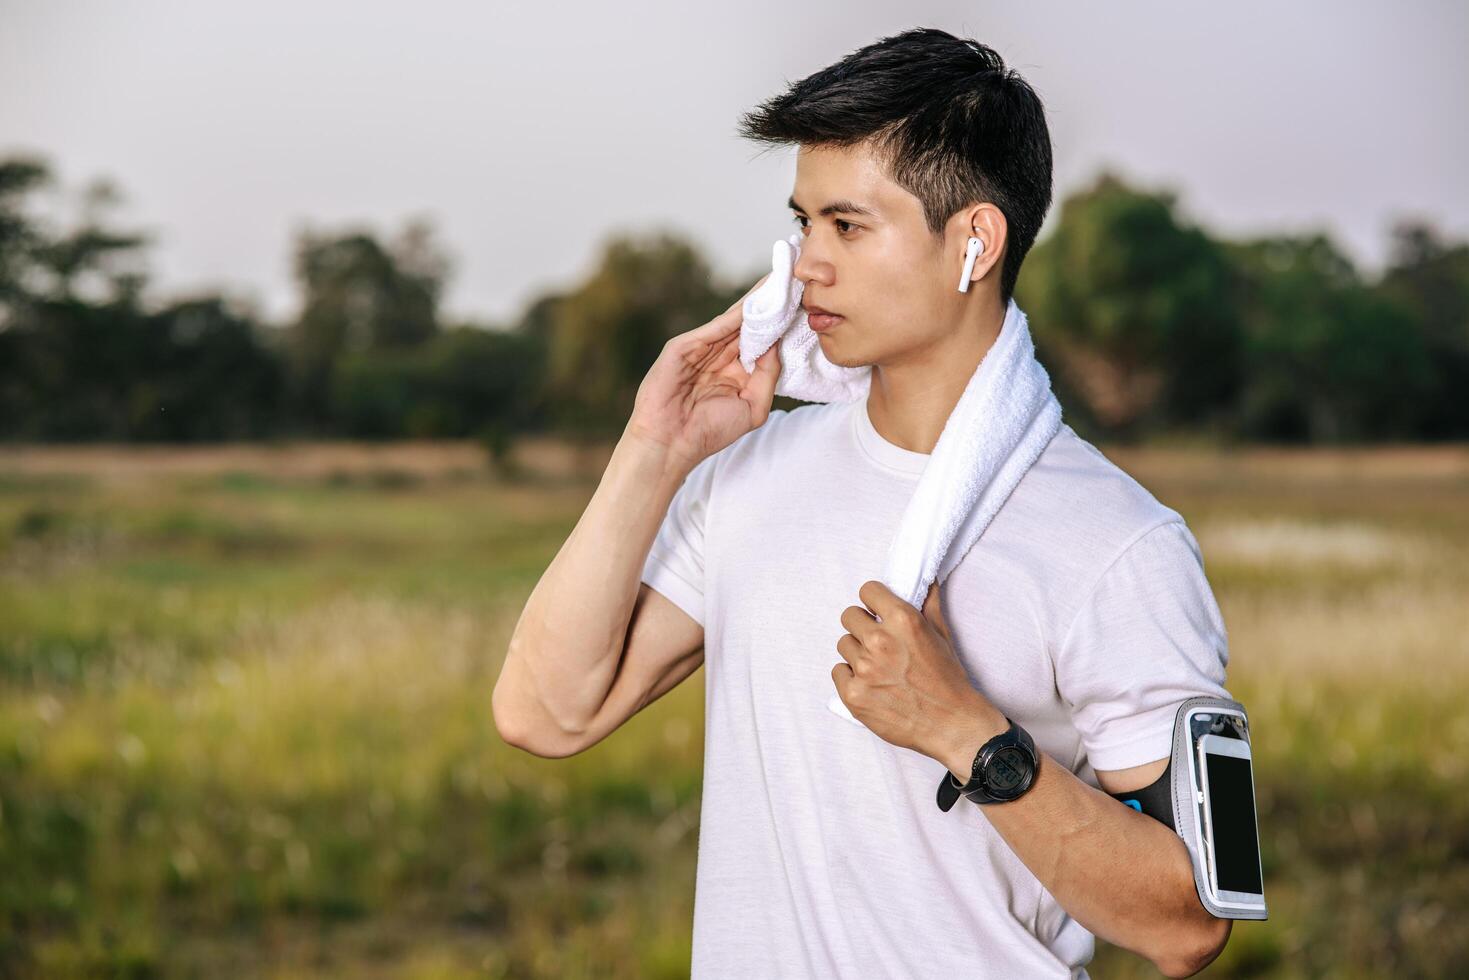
491, 427, 701, 758
491, 278, 781, 758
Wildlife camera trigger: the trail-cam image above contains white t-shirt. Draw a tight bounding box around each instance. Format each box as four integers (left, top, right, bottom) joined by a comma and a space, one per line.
640, 398, 1231, 979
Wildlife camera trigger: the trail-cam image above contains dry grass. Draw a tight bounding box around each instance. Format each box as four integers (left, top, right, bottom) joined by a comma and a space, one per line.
0, 437, 616, 485
1, 438, 1466, 978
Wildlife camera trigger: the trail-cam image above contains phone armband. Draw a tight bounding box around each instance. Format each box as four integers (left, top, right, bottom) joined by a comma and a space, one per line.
1167, 696, 1268, 920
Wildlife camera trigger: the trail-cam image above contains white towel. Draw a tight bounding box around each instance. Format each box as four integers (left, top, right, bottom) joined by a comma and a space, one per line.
739, 231, 1064, 729
738, 233, 871, 403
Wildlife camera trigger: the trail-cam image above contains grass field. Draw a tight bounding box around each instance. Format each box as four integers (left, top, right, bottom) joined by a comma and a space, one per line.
2, 438, 1467, 978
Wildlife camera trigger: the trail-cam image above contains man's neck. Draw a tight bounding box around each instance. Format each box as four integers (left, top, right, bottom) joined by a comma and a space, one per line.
864, 297, 1008, 455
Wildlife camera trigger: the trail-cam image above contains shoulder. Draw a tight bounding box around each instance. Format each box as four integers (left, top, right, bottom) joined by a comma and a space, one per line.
985, 424, 1203, 641
1007, 423, 1185, 561
1009, 432, 1230, 768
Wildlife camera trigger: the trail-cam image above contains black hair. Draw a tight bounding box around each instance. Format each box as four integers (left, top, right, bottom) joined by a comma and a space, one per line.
736, 27, 1053, 305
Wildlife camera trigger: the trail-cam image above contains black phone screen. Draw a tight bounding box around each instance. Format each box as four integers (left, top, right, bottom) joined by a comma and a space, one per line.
1204, 752, 1263, 894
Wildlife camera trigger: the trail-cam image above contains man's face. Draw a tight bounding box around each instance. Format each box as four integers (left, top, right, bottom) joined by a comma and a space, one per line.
788, 141, 966, 369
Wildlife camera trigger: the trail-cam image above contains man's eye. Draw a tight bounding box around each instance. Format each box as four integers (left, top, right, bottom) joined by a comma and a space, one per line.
790, 215, 856, 235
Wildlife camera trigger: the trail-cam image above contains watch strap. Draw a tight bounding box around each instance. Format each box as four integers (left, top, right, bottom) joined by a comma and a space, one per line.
936, 769, 967, 813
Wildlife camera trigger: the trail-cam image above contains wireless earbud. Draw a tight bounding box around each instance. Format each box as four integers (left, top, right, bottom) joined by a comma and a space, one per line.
957, 236, 984, 293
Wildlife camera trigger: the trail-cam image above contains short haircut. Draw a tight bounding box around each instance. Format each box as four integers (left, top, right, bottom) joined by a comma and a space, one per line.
736, 27, 1053, 305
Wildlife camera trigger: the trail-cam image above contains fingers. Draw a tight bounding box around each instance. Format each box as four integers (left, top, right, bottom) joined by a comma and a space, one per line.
680, 273, 775, 350
741, 341, 782, 419
708, 331, 742, 372
834, 632, 862, 666
686, 303, 744, 348
856, 580, 913, 627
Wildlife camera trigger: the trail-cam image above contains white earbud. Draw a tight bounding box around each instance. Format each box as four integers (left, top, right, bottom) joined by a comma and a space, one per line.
957, 236, 984, 293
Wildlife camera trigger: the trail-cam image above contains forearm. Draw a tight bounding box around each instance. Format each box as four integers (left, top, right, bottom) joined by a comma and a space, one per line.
495, 424, 692, 736
933, 702, 1229, 977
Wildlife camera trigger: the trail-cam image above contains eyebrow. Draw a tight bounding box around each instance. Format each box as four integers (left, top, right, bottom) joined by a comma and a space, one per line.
787, 194, 880, 219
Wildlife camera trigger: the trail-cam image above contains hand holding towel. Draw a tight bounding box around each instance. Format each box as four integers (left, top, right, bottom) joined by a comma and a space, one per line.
738, 233, 870, 404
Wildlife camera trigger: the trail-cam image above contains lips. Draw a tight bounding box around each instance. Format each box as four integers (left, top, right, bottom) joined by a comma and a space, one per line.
804, 304, 843, 333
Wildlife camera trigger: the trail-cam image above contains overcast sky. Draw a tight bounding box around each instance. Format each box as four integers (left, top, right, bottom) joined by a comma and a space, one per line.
2, 0, 1464, 326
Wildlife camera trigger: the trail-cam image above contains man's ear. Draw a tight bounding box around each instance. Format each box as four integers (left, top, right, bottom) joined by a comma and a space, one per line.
957, 203, 1007, 287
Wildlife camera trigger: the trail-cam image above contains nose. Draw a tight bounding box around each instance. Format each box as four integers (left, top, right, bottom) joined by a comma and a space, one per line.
792, 235, 834, 289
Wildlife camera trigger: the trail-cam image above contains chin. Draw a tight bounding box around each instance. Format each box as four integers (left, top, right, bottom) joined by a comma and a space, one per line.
819, 339, 868, 369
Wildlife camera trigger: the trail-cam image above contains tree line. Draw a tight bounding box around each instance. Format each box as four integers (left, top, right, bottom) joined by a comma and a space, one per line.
1, 155, 1465, 448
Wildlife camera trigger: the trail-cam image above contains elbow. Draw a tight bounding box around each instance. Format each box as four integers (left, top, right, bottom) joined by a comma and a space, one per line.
492, 715, 543, 757
490, 675, 527, 747
493, 639, 595, 758
501, 732, 584, 760
1145, 833, 1232, 977
493, 710, 585, 759
1153, 915, 1232, 978
491, 680, 587, 759
491, 704, 536, 755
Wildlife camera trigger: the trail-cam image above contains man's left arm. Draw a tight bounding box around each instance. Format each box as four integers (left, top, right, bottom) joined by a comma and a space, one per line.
832, 522, 1235, 978
928, 704, 1230, 979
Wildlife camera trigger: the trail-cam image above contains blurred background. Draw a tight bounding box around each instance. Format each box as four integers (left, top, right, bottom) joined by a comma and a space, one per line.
1, 1, 1466, 977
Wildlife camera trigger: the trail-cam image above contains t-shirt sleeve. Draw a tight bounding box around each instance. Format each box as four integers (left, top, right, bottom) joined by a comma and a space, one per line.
1055, 519, 1231, 772
639, 450, 719, 628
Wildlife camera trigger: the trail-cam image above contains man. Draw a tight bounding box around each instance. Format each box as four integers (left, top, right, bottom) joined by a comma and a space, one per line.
494, 27, 1234, 978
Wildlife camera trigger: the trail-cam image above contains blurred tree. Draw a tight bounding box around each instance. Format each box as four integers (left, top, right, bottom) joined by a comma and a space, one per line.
30, 178, 150, 307
145, 296, 286, 439
287, 218, 449, 424
3, 150, 1463, 446
544, 230, 724, 442
330, 324, 546, 440
0, 157, 52, 310
2, 298, 152, 440
0, 157, 159, 439
1020, 172, 1243, 440
0, 156, 284, 441
517, 291, 564, 343
1226, 234, 1435, 442
1378, 221, 1469, 439
0, 159, 148, 311
1, 294, 282, 441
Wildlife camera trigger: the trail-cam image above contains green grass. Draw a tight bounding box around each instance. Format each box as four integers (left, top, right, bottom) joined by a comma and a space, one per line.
1, 445, 1466, 977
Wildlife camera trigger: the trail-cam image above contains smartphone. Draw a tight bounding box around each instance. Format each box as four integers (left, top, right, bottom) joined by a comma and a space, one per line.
1194, 731, 1267, 914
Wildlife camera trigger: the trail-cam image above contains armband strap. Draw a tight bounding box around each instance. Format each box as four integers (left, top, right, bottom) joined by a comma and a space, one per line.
1107, 758, 1176, 832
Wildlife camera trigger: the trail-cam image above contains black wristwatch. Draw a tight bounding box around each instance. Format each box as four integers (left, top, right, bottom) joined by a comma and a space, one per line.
936, 716, 1039, 811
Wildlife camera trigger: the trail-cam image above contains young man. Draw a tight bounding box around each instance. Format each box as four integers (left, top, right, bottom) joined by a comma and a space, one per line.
494, 28, 1234, 978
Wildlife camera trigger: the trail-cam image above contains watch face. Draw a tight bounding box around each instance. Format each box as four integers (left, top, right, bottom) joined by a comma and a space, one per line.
986, 746, 1034, 798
